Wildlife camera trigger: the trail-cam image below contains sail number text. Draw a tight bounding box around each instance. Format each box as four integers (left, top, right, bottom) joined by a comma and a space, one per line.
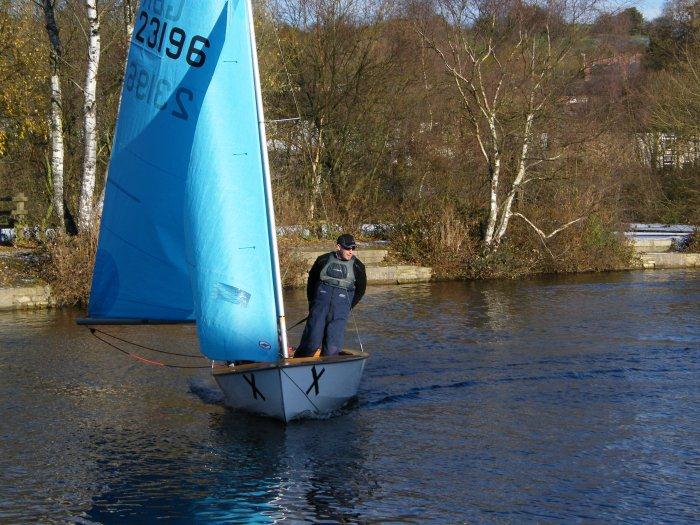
140, 0, 184, 21
135, 10, 210, 68
125, 62, 194, 120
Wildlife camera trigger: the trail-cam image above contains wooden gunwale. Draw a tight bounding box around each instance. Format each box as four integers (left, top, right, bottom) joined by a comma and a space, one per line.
212, 350, 368, 376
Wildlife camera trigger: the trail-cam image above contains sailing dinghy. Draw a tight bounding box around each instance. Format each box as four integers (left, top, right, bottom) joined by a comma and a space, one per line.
77, 0, 368, 422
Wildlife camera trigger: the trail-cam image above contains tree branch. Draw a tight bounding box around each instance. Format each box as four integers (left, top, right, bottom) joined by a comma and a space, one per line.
513, 213, 585, 240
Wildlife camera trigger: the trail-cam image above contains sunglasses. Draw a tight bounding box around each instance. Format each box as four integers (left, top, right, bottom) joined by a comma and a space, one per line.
341, 245, 356, 250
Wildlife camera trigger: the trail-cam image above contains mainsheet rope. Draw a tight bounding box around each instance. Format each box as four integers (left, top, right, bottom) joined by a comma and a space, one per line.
91, 324, 320, 412
90, 327, 202, 358
87, 328, 211, 369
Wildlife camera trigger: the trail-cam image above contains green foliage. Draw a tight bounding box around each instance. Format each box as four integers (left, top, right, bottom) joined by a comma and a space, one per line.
593, 7, 646, 36
584, 214, 609, 246
465, 242, 539, 280
645, 1, 700, 69
546, 215, 633, 273
625, 8, 646, 35
0, 7, 48, 157
622, 163, 700, 226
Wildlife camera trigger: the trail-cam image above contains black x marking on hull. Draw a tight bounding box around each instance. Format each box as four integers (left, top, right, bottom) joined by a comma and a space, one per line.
242, 373, 265, 401
305, 365, 326, 396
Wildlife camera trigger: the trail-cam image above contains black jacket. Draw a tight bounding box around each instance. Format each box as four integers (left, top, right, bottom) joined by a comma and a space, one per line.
307, 252, 366, 309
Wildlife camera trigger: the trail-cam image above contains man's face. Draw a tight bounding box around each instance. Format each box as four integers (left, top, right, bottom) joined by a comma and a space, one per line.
337, 244, 355, 261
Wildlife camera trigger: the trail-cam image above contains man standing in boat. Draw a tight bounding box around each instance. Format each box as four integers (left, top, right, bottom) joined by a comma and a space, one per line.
295, 234, 367, 357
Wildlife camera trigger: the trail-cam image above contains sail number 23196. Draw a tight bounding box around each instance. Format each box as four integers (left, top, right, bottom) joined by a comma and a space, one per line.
129, 8, 213, 121
134, 10, 210, 68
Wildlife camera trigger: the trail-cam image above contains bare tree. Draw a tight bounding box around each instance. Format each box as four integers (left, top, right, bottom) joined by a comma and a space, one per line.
36, 0, 66, 233
77, 0, 101, 233
271, 0, 392, 222
416, 0, 595, 253
648, 44, 700, 138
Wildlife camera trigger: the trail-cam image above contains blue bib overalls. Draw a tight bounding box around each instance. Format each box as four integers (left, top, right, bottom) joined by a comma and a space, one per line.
295, 282, 355, 356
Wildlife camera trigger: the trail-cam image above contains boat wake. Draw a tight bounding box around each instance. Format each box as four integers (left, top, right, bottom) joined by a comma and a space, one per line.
364, 379, 477, 407
189, 378, 224, 405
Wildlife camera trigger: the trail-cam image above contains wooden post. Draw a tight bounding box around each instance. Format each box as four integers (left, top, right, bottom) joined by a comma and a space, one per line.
12, 193, 28, 224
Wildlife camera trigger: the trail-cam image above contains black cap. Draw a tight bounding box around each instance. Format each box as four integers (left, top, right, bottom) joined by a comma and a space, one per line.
336, 233, 356, 249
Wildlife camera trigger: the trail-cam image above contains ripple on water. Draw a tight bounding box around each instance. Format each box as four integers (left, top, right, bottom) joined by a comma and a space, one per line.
0, 270, 699, 523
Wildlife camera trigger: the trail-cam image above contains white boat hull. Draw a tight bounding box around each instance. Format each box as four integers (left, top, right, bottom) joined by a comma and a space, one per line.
213, 351, 369, 422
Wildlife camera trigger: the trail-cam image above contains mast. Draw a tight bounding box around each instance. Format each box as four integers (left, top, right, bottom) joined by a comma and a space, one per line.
246, 0, 289, 358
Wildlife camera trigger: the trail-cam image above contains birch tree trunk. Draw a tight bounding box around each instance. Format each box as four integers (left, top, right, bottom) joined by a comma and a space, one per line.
39, 0, 66, 233
493, 107, 536, 248
483, 114, 502, 248
308, 120, 324, 221
123, 0, 135, 36
77, 0, 101, 233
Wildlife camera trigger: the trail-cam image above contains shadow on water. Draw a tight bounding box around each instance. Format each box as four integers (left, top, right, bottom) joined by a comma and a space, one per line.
81, 409, 373, 524
198, 411, 372, 524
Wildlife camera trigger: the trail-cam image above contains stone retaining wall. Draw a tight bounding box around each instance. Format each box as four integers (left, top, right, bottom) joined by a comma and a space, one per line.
0, 284, 54, 311
293, 247, 432, 287
629, 238, 674, 253
365, 265, 433, 284
638, 253, 700, 269
298, 249, 389, 265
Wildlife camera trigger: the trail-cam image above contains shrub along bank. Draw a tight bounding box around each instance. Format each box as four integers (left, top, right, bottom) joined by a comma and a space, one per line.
0, 220, 637, 309
389, 207, 634, 281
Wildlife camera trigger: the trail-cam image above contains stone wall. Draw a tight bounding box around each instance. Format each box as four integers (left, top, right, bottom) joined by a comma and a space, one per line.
638, 253, 700, 269
0, 284, 55, 311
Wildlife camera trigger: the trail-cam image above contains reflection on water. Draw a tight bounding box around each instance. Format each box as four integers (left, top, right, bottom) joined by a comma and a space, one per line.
1, 270, 698, 523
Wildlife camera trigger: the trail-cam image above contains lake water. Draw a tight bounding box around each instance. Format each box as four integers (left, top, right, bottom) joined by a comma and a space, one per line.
1, 270, 698, 524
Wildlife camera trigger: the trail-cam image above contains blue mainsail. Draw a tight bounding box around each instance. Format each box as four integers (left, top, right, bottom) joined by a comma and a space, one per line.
89, 0, 282, 362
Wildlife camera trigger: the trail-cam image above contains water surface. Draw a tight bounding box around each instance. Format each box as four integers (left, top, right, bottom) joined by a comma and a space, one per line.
1, 270, 698, 523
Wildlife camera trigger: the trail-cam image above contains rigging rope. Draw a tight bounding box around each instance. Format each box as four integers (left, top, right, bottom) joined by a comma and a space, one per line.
280, 367, 320, 414
267, 14, 315, 289
87, 328, 211, 369
346, 294, 364, 352
89, 327, 202, 358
